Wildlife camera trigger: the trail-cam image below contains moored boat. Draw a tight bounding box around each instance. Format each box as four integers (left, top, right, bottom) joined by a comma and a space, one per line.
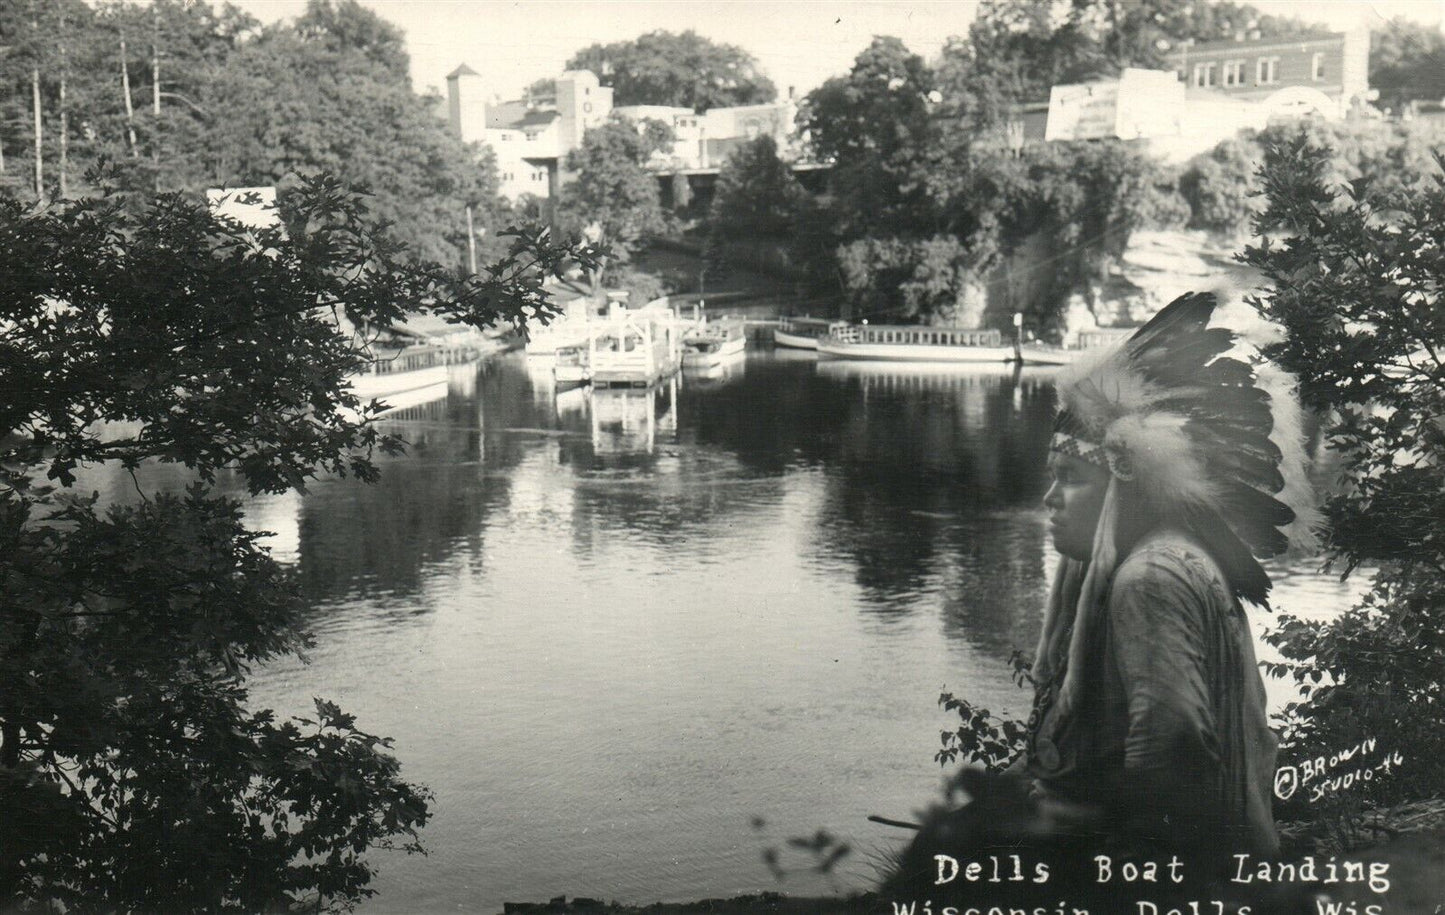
589, 305, 682, 387
683, 355, 745, 387
350, 344, 456, 413
682, 318, 747, 368
816, 324, 1014, 363
524, 299, 602, 360
773, 316, 836, 350
553, 345, 590, 388
1016, 344, 1077, 366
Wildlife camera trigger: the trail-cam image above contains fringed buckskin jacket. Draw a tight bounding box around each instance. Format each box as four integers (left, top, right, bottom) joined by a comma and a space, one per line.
1026, 528, 1280, 858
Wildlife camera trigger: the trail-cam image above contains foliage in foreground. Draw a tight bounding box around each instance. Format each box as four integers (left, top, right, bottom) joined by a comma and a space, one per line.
1244, 133, 1445, 808
936, 652, 1032, 774
0, 174, 598, 911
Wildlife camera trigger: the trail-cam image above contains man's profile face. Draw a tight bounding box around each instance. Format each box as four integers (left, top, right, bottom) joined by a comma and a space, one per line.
1044, 452, 1111, 561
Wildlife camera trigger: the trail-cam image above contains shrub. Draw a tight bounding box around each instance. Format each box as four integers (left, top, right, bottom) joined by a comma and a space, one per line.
1244, 130, 1445, 809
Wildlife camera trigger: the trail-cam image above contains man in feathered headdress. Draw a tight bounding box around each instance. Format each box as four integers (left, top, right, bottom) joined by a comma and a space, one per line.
1027, 291, 1315, 861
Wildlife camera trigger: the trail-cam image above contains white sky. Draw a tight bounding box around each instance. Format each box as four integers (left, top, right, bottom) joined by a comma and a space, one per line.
229, 0, 1445, 100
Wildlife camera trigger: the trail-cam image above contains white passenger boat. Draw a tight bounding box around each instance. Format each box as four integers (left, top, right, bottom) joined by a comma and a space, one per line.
349, 344, 455, 413
553, 345, 590, 388
815, 324, 1014, 363
525, 322, 596, 360
683, 354, 745, 387
682, 318, 747, 368
1016, 344, 1077, 366
524, 299, 601, 359
773, 316, 836, 350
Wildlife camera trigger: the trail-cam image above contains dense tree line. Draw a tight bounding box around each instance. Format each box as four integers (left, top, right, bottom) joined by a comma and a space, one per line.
1370, 16, 1445, 113
498, 1, 1445, 329
555, 114, 674, 302
1180, 116, 1445, 237
950, 0, 1327, 121
0, 0, 501, 268
704, 21, 1186, 332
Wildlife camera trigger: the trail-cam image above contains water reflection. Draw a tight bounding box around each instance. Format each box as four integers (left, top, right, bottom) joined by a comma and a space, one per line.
681, 351, 746, 389
590, 379, 679, 456
296, 460, 504, 608
936, 514, 1051, 657
805, 363, 1055, 626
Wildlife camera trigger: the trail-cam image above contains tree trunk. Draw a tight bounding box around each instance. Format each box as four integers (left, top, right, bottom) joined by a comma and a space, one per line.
151, 7, 161, 118
151, 7, 160, 190
59, 9, 69, 198
120, 35, 138, 158
59, 72, 68, 198
32, 66, 43, 199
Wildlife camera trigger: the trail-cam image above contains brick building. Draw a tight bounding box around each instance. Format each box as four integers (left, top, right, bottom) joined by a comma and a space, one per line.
1164, 29, 1371, 118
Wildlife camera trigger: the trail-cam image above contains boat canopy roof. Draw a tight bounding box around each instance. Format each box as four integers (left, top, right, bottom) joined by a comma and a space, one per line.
854, 323, 991, 332
781, 315, 835, 325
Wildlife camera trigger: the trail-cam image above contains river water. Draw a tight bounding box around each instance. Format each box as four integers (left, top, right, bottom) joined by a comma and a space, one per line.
84, 348, 1366, 913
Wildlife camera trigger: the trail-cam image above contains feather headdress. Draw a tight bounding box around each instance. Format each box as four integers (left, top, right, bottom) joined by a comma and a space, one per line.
1030, 292, 1317, 756
1053, 290, 1316, 600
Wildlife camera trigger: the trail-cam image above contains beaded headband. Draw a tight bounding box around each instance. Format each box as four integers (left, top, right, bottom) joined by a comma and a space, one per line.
1049, 409, 1108, 468
1049, 431, 1108, 468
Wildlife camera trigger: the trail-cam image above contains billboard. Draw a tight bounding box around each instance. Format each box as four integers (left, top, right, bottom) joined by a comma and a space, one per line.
1045, 68, 1185, 141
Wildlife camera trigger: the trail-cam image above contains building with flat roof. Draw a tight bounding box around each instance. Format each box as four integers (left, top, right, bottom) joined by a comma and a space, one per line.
447, 67, 612, 200
1026, 30, 1373, 162
446, 65, 800, 201
612, 98, 799, 172
1163, 29, 1370, 119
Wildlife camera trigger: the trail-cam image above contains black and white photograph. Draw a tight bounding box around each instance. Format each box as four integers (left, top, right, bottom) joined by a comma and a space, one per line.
3, 0, 1445, 911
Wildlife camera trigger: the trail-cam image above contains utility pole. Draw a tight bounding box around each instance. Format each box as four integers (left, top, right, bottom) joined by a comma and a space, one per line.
151, 7, 160, 118
0, 40, 7, 175
465, 204, 477, 275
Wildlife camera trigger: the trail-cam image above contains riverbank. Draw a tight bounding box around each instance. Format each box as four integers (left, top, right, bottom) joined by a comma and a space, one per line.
498, 892, 876, 914
498, 802, 1445, 915
631, 243, 820, 316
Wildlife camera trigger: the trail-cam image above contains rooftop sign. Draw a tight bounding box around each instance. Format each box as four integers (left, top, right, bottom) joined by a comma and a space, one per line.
1045, 68, 1185, 141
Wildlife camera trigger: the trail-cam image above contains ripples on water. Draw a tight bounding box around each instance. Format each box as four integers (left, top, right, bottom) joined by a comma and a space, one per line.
78, 351, 1368, 913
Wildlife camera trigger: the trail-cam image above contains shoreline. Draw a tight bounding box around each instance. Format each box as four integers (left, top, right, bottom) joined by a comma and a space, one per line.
496, 892, 878, 914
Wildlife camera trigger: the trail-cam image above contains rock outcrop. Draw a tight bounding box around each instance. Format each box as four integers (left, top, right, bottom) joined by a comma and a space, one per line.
1094, 228, 1262, 329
